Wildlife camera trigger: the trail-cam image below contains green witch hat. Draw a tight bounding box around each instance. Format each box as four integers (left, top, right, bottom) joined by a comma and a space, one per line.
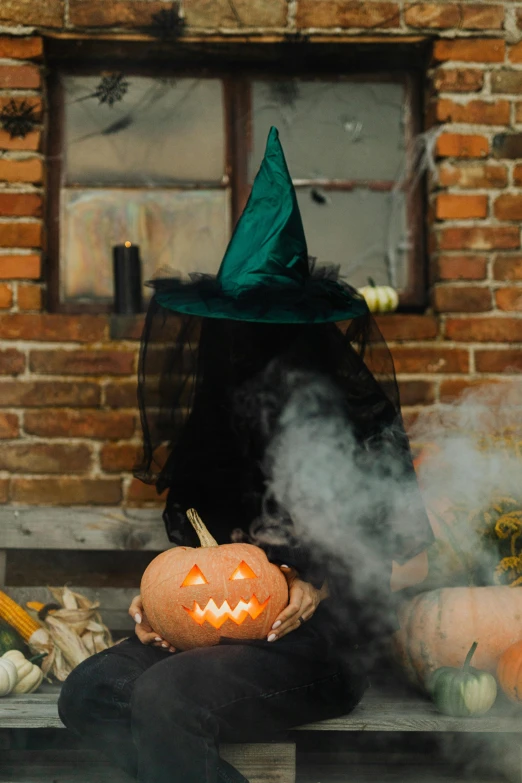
152, 127, 368, 324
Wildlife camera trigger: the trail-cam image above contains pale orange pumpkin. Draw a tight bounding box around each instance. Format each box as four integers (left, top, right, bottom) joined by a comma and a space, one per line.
392, 586, 522, 692
141, 509, 289, 650
497, 640, 522, 703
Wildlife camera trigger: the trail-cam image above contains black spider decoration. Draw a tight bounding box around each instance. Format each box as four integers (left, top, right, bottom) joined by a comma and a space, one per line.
0, 99, 38, 139
149, 5, 186, 39
269, 81, 300, 108
311, 189, 328, 205
93, 73, 129, 107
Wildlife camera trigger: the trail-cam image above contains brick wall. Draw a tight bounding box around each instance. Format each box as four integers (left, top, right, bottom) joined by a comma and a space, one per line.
0, 1, 521, 506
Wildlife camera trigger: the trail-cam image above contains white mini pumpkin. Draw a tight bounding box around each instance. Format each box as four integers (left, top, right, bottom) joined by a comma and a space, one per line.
2, 650, 43, 694
358, 278, 399, 313
0, 657, 18, 696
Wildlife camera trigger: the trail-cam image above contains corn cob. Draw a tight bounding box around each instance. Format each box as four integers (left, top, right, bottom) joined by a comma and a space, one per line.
0, 590, 40, 641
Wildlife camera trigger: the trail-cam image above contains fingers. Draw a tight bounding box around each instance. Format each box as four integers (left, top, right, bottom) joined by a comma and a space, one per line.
268, 580, 319, 642
128, 594, 144, 623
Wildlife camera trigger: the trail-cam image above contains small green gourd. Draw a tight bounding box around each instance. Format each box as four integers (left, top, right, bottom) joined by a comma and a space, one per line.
428, 641, 497, 717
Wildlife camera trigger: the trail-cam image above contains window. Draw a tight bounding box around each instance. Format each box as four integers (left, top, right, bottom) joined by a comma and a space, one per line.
47, 54, 425, 312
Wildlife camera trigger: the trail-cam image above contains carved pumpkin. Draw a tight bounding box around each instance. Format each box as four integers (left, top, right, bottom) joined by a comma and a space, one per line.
497, 640, 522, 703
392, 586, 522, 692
141, 509, 289, 650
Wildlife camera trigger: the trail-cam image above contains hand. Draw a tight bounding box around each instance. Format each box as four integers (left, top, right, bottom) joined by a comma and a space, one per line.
128, 595, 176, 653
267, 566, 326, 642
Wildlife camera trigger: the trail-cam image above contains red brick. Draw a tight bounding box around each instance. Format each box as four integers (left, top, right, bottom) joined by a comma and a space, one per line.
438, 163, 508, 189
434, 38, 505, 63
0, 37, 43, 59
436, 134, 488, 158
0, 223, 42, 248
0, 97, 41, 115
0, 131, 40, 152
296, 0, 399, 28
126, 477, 167, 505
445, 317, 522, 342
0, 159, 43, 184
509, 42, 522, 64
440, 378, 505, 402
0, 65, 40, 89
11, 477, 122, 505
0, 349, 24, 376
0, 443, 91, 474
513, 164, 522, 185
494, 194, 522, 221
0, 0, 63, 27
0, 255, 40, 280
108, 314, 146, 341
492, 133, 522, 159
0, 314, 107, 342
406, 4, 503, 30
100, 442, 139, 473
433, 285, 492, 312
390, 346, 469, 374
398, 380, 436, 406
436, 194, 488, 220
0, 381, 100, 407
475, 349, 522, 373
24, 410, 136, 440
0, 479, 8, 503
375, 314, 438, 341
437, 254, 488, 280
514, 104, 522, 124
433, 69, 485, 94
0, 284, 12, 309
495, 287, 522, 311
0, 194, 42, 218
436, 99, 510, 125
438, 227, 520, 251
0, 413, 18, 439
29, 349, 135, 376
492, 70, 522, 94
104, 382, 138, 408
493, 255, 522, 280
17, 284, 42, 311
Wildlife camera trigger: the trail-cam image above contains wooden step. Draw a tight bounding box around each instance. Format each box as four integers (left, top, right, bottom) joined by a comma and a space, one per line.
0, 746, 296, 783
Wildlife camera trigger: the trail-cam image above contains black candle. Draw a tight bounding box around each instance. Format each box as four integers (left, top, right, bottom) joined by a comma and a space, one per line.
113, 242, 143, 314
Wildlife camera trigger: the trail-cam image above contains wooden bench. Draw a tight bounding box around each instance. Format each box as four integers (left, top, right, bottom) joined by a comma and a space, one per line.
1, 507, 522, 783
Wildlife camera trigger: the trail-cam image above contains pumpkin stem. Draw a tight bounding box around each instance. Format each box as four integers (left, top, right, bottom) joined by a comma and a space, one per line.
463, 641, 478, 671
186, 509, 219, 548
368, 277, 376, 287
29, 652, 47, 665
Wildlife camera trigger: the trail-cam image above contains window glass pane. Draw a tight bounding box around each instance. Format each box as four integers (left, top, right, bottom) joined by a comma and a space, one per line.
60, 189, 230, 302
250, 79, 406, 182
296, 188, 409, 290
64, 77, 225, 186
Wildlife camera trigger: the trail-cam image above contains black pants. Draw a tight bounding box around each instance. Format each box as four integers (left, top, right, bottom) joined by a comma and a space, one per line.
58, 616, 367, 783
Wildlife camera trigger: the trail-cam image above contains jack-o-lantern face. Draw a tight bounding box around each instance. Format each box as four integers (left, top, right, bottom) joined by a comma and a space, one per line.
141, 510, 289, 650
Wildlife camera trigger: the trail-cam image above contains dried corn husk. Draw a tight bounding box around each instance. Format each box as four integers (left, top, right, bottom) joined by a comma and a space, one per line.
28, 587, 113, 681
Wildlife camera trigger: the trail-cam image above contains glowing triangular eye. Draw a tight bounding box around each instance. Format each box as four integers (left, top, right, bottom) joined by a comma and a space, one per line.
230, 561, 257, 580
181, 565, 208, 587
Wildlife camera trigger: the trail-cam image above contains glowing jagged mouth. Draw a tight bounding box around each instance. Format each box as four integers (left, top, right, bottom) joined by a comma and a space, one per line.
183, 595, 270, 629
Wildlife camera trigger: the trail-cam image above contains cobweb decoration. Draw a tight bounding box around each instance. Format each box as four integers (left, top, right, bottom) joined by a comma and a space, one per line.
149, 5, 186, 39
0, 99, 38, 138
94, 74, 129, 107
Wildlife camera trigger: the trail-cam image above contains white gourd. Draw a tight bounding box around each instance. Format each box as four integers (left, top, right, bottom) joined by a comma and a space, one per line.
2, 650, 43, 694
0, 657, 18, 696
358, 278, 399, 313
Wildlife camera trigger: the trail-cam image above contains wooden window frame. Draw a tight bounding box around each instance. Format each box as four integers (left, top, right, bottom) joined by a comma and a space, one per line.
46, 45, 427, 314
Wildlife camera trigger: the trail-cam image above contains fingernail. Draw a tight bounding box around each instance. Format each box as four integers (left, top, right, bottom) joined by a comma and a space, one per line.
155, 637, 162, 642
272, 620, 281, 629
161, 643, 168, 648
134, 613, 142, 624
280, 564, 290, 569
267, 633, 277, 642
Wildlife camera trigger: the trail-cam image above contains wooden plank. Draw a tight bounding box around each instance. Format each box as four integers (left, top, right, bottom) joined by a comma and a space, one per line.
0, 507, 169, 551
0, 746, 296, 783
296, 685, 522, 733
5, 684, 522, 734
296, 763, 508, 783
6, 586, 137, 631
